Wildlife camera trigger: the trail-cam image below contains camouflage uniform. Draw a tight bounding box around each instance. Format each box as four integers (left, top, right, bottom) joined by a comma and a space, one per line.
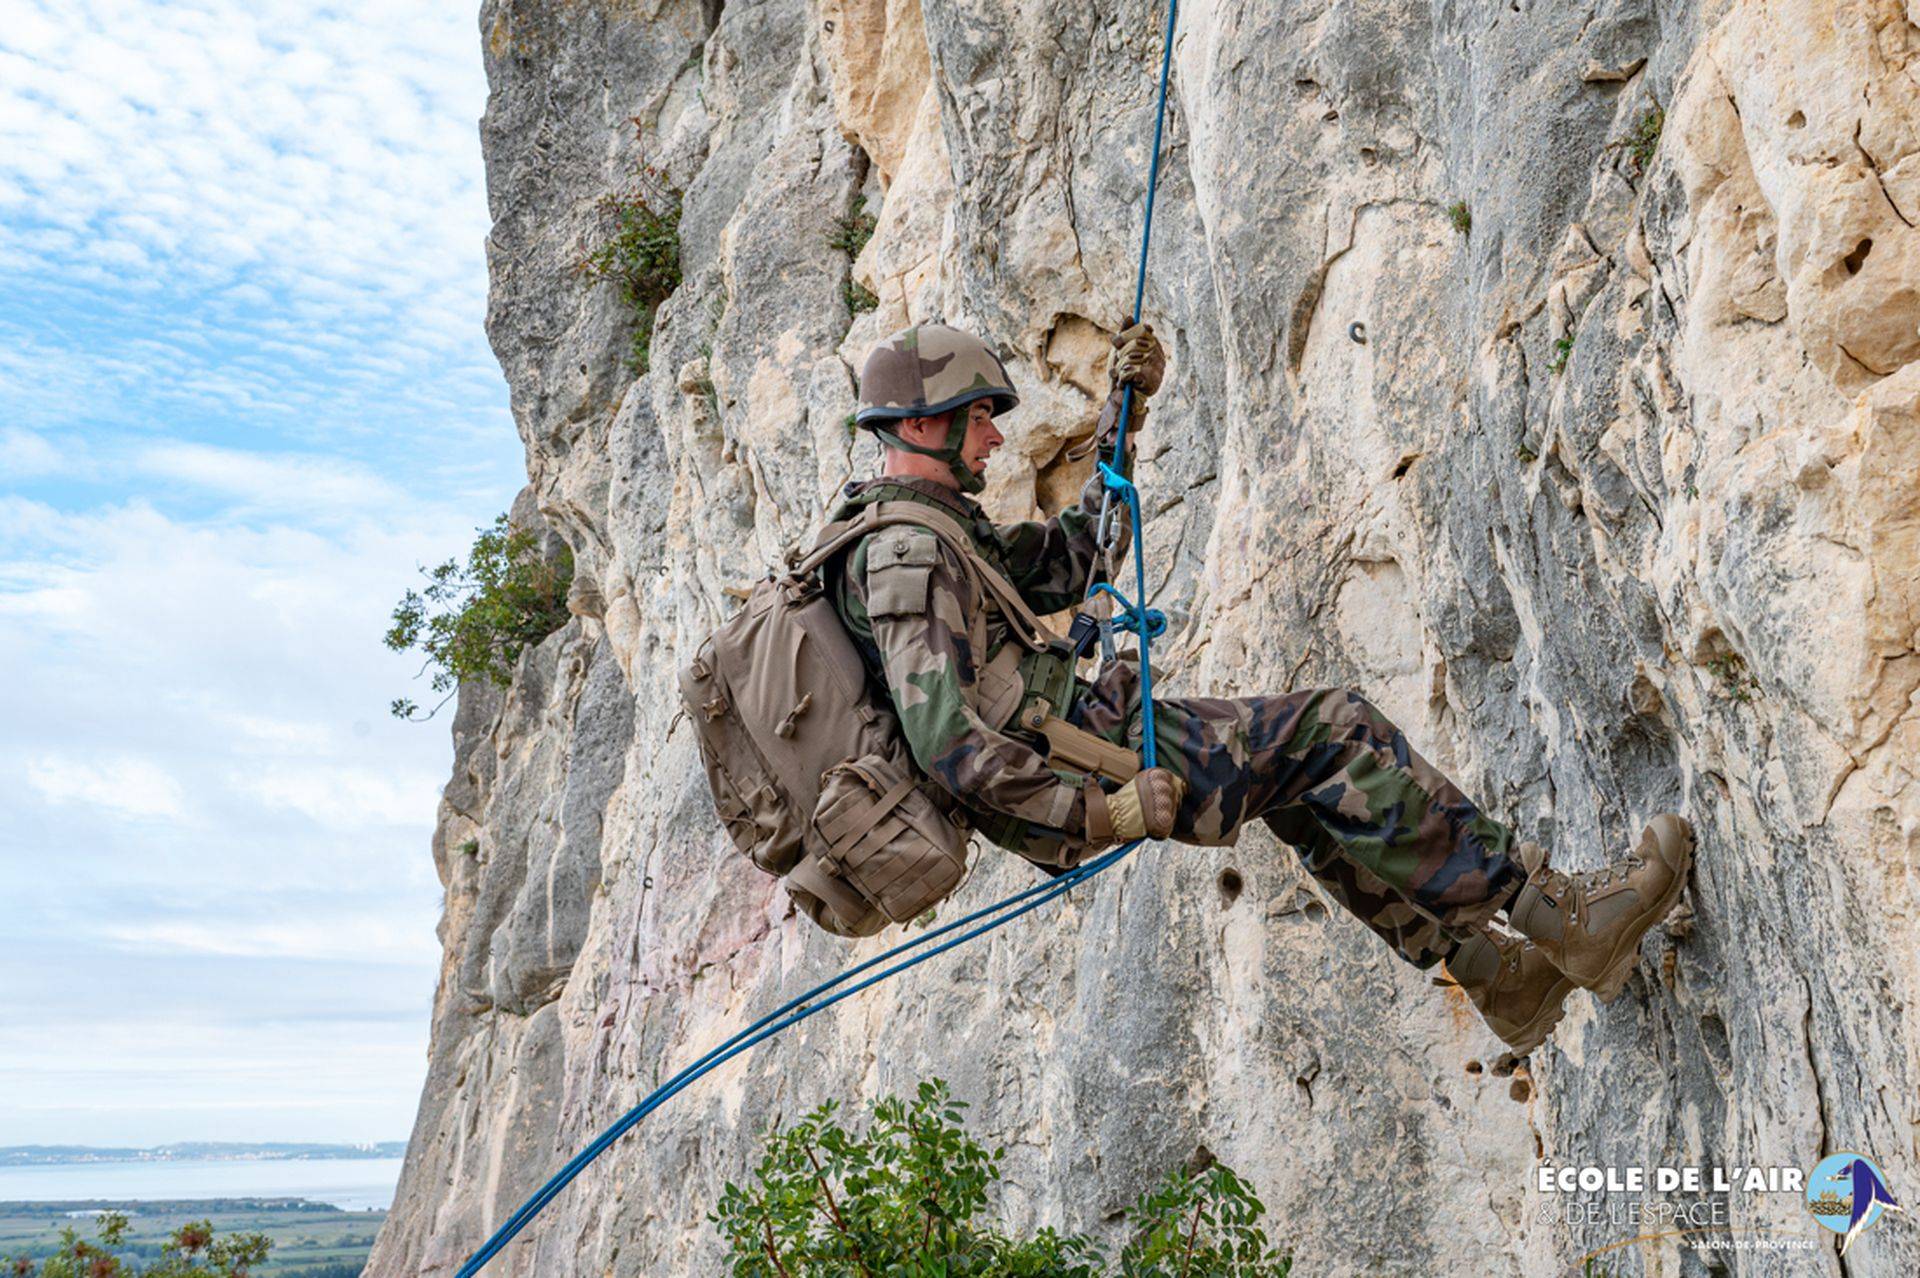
829, 472, 1522, 971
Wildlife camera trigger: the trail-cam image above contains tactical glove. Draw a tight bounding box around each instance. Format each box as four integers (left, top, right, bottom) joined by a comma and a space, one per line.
1084, 768, 1185, 846
1085, 386, 1146, 455
1110, 322, 1166, 397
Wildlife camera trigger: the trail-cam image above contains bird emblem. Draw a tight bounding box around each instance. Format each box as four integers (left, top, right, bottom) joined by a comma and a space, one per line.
1836, 1157, 1904, 1256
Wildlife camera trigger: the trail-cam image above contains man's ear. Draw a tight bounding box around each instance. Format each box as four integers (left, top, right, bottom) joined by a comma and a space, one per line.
896, 414, 942, 446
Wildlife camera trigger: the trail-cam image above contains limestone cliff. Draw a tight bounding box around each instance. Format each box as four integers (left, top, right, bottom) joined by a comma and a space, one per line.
368, 0, 1920, 1274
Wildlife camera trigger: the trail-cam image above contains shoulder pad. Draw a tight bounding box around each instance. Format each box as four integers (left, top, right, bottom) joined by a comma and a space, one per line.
862, 528, 947, 618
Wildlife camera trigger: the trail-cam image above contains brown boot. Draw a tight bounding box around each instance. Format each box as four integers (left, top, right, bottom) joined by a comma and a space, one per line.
1443, 929, 1576, 1055
1507, 814, 1695, 1003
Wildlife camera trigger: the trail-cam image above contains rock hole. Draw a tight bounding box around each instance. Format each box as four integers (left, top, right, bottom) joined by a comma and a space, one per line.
1359, 146, 1378, 166
1302, 900, 1327, 921
1390, 451, 1420, 479
1184, 1144, 1218, 1174
1843, 237, 1872, 275
1322, 109, 1339, 123
1786, 110, 1806, 128
1464, 1058, 1483, 1075
1509, 1077, 1533, 1103
1217, 867, 1245, 908
1699, 1012, 1733, 1076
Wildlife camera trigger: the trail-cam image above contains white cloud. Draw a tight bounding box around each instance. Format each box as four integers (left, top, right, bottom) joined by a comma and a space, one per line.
0, 490, 486, 1140
26, 754, 188, 819
0, 426, 64, 476
0, 982, 431, 1143
0, 0, 532, 1151
100, 916, 441, 965
136, 441, 410, 517
237, 762, 445, 831
0, 0, 505, 437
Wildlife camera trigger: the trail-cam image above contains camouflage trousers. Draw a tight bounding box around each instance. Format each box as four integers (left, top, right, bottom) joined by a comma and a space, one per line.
1071, 667, 1521, 970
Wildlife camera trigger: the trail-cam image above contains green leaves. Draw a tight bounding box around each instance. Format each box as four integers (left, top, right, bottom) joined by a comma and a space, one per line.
712, 1080, 1288, 1277
826, 195, 877, 258
10, 1215, 269, 1278
1623, 107, 1664, 172
146, 1220, 270, 1278
1118, 1164, 1289, 1278
828, 196, 879, 316
1546, 333, 1574, 375
384, 513, 574, 720
577, 163, 684, 374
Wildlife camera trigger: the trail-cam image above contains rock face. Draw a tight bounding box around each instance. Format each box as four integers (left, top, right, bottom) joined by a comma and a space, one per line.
368, 0, 1920, 1274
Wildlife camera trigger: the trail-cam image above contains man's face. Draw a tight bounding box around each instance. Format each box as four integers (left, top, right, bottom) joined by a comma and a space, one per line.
956, 401, 1004, 479
897, 400, 1004, 484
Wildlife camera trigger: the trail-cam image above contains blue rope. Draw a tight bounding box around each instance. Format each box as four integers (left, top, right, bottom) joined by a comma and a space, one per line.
454, 1, 1182, 1270
454, 839, 1146, 1277
1087, 583, 1165, 639
1092, 0, 1180, 770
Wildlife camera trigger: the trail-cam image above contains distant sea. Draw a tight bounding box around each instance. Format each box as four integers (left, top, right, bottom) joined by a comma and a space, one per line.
0, 1157, 404, 1211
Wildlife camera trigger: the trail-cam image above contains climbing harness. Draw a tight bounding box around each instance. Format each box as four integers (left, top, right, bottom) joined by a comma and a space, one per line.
455, 1, 1180, 1270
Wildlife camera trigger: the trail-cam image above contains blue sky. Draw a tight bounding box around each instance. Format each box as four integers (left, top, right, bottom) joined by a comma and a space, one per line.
1, 2, 527, 1145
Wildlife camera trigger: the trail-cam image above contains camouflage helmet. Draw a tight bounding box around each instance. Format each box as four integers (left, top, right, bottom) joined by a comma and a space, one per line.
855, 323, 1019, 425
855, 324, 1018, 494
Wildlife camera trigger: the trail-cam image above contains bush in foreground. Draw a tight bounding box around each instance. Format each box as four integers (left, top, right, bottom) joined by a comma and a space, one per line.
712, 1079, 1290, 1277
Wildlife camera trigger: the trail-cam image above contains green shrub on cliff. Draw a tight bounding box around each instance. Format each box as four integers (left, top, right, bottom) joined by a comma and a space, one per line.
577, 162, 684, 374
711, 1079, 1291, 1277
385, 513, 574, 719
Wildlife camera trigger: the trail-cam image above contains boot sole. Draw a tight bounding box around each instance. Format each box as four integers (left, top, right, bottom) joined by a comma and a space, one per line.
1588, 815, 1695, 1004
1496, 976, 1578, 1057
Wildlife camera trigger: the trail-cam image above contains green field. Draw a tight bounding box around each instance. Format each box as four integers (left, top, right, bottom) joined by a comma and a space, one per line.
0, 1199, 383, 1276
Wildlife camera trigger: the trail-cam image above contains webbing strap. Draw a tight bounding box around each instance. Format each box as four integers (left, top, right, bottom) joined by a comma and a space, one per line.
793, 502, 1061, 652
1082, 781, 1114, 844
819, 772, 917, 853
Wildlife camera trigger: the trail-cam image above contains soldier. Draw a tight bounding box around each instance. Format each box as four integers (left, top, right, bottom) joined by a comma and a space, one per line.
823, 322, 1694, 1054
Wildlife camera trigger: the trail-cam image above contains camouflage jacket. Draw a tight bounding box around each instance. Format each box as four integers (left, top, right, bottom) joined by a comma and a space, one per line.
828, 463, 1133, 858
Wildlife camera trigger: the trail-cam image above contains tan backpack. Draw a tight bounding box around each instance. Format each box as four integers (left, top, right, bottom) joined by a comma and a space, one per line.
680, 501, 1075, 936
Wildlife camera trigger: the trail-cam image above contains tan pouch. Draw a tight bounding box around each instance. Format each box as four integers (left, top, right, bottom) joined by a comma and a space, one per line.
787, 753, 972, 936
974, 644, 1028, 730
863, 532, 941, 617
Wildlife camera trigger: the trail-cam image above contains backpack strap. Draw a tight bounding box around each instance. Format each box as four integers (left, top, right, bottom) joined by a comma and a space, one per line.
791, 503, 1063, 652
870, 502, 1062, 649
791, 507, 889, 576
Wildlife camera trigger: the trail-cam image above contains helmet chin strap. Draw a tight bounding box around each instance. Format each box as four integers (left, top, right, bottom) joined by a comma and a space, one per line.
874, 409, 985, 495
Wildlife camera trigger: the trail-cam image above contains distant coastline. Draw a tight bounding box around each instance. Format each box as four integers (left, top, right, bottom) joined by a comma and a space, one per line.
0, 1153, 405, 1213
0, 1143, 406, 1168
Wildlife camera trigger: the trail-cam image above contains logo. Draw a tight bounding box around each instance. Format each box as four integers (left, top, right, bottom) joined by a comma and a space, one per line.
1804, 1152, 1904, 1254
